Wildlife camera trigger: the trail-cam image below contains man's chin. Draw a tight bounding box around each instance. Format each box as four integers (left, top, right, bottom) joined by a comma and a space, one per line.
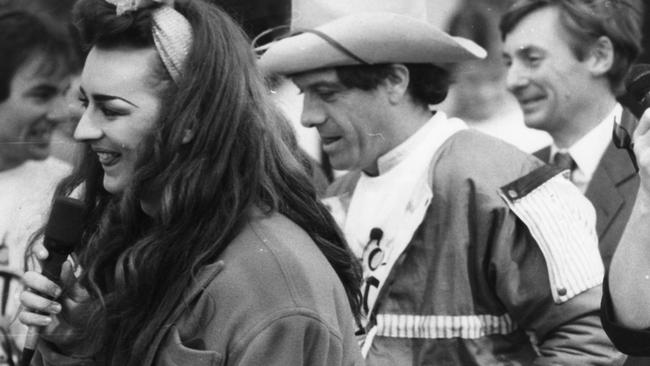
27, 145, 51, 161
522, 112, 548, 131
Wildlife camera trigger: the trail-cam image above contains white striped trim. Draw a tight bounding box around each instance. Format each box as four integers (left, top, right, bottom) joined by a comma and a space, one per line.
499, 172, 603, 304
374, 313, 517, 339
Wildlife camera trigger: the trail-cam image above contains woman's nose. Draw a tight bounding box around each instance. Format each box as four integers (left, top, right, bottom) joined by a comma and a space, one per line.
73, 110, 103, 141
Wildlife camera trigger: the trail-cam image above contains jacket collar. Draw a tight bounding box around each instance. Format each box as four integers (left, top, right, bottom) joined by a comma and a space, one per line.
142, 261, 225, 365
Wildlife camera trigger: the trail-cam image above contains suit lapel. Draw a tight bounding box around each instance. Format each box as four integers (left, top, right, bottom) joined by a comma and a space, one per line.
533, 146, 551, 163
585, 141, 637, 238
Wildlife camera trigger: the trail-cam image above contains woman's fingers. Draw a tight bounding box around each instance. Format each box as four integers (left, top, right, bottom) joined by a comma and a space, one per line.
18, 309, 53, 327
60, 261, 88, 302
635, 109, 650, 139
30, 242, 49, 261
18, 289, 61, 328
22, 271, 61, 299
19, 291, 61, 314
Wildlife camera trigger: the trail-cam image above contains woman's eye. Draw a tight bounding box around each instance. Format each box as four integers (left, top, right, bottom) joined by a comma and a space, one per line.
101, 107, 122, 117
97, 102, 127, 118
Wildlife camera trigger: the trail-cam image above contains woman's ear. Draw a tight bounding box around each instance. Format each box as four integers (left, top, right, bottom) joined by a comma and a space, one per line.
384, 64, 410, 105
587, 36, 614, 77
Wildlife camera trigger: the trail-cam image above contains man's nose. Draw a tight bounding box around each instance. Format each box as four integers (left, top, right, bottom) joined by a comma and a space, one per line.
45, 94, 71, 125
505, 63, 531, 92
300, 94, 327, 128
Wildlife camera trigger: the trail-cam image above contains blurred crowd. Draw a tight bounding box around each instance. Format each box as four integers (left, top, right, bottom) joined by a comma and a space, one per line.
2, 0, 650, 365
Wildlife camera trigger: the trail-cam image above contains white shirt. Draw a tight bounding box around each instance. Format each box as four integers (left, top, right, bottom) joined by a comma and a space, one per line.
0, 157, 71, 270
551, 104, 621, 193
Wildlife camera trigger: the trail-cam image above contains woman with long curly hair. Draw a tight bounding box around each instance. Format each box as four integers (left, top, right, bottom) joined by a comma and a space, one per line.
18, 0, 363, 364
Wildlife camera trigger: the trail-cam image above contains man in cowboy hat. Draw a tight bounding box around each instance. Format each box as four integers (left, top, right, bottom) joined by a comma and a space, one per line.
259, 11, 621, 365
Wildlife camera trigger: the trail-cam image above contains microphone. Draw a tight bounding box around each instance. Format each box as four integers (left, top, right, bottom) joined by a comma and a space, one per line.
20, 197, 85, 366
618, 64, 650, 119
369, 228, 383, 242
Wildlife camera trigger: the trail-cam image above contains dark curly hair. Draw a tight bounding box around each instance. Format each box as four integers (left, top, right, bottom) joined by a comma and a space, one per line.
0, 9, 75, 101
335, 63, 452, 107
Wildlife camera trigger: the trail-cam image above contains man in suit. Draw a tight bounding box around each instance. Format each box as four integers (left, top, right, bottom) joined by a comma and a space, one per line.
501, 0, 642, 268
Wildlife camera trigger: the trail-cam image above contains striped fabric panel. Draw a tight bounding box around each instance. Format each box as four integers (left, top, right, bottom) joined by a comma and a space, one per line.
375, 313, 517, 339
499, 172, 603, 303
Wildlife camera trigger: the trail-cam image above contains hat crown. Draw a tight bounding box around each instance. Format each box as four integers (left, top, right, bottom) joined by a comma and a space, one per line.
258, 11, 487, 75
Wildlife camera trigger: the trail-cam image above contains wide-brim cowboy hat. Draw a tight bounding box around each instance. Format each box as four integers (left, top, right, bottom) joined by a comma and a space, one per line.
258, 12, 487, 75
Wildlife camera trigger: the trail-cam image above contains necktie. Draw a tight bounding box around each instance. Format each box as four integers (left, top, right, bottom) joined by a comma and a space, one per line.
552, 152, 576, 173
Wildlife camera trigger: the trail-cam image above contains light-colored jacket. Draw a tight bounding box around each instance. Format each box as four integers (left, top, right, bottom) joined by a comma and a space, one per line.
326, 129, 622, 366
32, 212, 363, 366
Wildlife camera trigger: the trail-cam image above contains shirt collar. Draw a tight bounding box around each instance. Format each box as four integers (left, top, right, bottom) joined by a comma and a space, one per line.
551, 103, 621, 180
376, 112, 442, 174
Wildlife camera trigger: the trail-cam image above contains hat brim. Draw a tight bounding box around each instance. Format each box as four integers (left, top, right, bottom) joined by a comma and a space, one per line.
258, 12, 487, 75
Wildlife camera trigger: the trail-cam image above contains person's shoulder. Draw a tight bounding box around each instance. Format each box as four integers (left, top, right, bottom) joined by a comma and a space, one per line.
197, 212, 353, 340
448, 128, 538, 163
208, 211, 345, 306
41, 157, 72, 172
433, 129, 545, 187
26, 157, 72, 180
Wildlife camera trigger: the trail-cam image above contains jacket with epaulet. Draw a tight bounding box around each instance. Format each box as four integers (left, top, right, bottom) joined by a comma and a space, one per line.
325, 128, 622, 366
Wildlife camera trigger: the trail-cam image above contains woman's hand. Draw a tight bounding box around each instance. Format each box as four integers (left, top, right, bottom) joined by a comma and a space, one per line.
19, 261, 91, 354
634, 109, 650, 194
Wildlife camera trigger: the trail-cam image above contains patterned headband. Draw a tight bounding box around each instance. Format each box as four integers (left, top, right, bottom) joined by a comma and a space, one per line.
105, 0, 193, 84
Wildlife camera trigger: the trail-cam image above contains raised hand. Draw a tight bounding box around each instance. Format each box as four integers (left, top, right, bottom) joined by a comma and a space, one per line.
634, 109, 650, 194
19, 260, 92, 355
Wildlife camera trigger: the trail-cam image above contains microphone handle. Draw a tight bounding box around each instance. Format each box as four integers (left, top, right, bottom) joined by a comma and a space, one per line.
20, 241, 71, 366
20, 334, 37, 366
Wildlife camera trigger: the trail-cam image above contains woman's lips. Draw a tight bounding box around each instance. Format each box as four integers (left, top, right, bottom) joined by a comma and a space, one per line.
96, 150, 121, 167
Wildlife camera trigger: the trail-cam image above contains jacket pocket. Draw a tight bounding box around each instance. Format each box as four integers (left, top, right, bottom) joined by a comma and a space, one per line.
156, 325, 223, 366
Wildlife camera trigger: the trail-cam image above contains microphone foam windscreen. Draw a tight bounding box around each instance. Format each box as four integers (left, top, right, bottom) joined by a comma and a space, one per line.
44, 197, 85, 250
627, 64, 650, 98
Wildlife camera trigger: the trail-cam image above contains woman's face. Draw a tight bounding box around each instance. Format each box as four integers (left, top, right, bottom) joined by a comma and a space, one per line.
75, 47, 162, 194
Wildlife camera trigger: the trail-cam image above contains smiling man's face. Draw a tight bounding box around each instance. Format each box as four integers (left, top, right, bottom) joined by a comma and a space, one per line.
0, 53, 71, 169
502, 6, 595, 135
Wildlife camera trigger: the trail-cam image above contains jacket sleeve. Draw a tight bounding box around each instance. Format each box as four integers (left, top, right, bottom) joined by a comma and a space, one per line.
493, 170, 624, 365
30, 341, 95, 366
229, 312, 363, 366
602, 272, 650, 356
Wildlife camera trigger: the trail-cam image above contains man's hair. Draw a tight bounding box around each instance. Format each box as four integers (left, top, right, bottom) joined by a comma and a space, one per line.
0, 10, 75, 101
335, 63, 452, 107
499, 0, 642, 94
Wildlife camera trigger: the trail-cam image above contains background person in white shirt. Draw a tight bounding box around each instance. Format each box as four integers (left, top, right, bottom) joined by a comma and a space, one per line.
0, 8, 75, 358
0, 9, 75, 270
500, 0, 642, 269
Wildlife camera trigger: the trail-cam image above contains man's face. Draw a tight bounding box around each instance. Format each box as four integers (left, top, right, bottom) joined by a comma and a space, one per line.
0, 53, 71, 167
293, 69, 392, 174
502, 6, 595, 134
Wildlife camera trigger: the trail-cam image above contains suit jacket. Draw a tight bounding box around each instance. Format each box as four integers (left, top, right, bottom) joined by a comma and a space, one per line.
534, 110, 640, 268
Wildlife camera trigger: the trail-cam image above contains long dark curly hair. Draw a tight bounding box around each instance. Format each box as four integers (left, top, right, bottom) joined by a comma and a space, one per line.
32, 0, 362, 364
